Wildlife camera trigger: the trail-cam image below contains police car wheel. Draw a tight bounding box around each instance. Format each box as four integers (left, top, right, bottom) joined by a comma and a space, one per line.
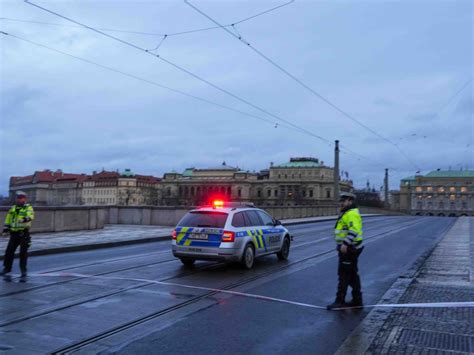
180, 258, 195, 267
277, 237, 290, 260
241, 244, 255, 269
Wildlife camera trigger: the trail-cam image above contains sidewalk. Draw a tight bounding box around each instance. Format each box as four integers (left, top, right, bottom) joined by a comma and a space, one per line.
337, 217, 473, 354
0, 215, 383, 259
0, 225, 173, 259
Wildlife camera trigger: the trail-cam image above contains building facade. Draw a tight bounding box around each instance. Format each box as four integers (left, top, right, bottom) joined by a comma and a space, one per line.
9, 169, 160, 206
159, 157, 353, 206
9, 170, 87, 206
395, 170, 474, 216
9, 158, 353, 207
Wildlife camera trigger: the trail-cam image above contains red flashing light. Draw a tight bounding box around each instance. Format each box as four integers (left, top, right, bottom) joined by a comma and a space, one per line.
221, 230, 235, 242
171, 229, 177, 240
213, 200, 224, 209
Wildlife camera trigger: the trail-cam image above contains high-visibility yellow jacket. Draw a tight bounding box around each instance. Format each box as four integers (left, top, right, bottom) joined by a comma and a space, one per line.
334, 207, 363, 247
4, 204, 35, 232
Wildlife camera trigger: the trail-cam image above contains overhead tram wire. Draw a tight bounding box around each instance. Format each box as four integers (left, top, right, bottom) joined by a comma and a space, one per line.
433, 77, 472, 117
0, 30, 288, 130
3, 29, 366, 164
23, 0, 335, 148
184, 0, 421, 172
1, 2, 294, 38
21, 1, 397, 171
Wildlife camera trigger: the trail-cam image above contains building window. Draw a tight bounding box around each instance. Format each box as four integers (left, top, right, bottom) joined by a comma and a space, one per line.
238, 189, 242, 198
284, 174, 287, 179
415, 187, 422, 192
426, 187, 433, 192
460, 187, 467, 193
438, 187, 445, 193
267, 189, 271, 197
191, 187, 195, 196
449, 194, 456, 201
326, 189, 331, 198
257, 190, 261, 198
309, 189, 313, 198
449, 187, 456, 193
274, 189, 278, 197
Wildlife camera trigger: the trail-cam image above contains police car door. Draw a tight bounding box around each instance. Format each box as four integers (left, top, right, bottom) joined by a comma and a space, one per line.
243, 210, 267, 255
256, 210, 281, 252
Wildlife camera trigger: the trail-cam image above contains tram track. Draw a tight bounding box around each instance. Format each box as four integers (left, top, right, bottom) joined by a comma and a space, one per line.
0, 216, 408, 298
51, 218, 431, 354
1, 218, 429, 353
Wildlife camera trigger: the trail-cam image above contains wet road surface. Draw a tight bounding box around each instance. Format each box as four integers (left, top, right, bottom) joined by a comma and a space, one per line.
0, 216, 455, 354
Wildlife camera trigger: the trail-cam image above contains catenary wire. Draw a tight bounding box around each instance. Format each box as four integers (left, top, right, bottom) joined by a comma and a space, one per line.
23, 0, 337, 148
0, 30, 390, 172
0, 30, 289, 130
18, 1, 397, 172
184, 0, 421, 171
1, 2, 294, 37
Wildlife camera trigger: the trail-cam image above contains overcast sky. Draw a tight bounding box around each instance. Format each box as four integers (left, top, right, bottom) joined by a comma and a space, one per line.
1, 0, 472, 195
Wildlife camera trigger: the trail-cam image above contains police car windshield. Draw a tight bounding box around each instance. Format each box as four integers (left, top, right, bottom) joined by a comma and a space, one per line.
177, 211, 228, 228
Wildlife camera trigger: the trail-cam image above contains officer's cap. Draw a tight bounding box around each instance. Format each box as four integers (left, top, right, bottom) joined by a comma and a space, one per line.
339, 191, 356, 201
15, 191, 27, 198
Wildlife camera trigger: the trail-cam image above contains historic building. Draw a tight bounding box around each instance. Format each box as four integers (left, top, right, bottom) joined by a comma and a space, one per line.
82, 169, 160, 206
9, 169, 160, 206
395, 170, 474, 216
9, 170, 87, 206
9, 158, 353, 207
159, 157, 353, 206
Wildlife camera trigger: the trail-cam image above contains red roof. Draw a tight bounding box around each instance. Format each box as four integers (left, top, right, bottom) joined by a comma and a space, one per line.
12, 170, 89, 185
86, 171, 121, 182
11, 170, 161, 186
136, 175, 161, 184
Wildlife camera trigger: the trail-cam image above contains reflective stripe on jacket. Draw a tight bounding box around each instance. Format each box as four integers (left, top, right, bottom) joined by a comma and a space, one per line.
334, 207, 363, 247
4, 204, 35, 232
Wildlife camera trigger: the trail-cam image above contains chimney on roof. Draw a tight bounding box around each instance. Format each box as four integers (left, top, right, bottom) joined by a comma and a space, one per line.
270, 162, 274, 167
93, 171, 97, 175
222, 161, 226, 166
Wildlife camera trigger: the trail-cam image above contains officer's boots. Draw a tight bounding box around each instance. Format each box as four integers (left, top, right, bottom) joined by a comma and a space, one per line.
326, 296, 346, 310
346, 293, 363, 308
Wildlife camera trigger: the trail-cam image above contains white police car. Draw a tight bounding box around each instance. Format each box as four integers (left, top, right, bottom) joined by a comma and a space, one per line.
172, 201, 291, 269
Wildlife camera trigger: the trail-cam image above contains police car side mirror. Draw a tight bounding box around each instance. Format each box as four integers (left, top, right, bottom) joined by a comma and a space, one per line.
274, 219, 282, 226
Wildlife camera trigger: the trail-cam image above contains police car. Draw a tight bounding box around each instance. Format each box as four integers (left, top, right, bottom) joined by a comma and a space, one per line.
171, 200, 291, 269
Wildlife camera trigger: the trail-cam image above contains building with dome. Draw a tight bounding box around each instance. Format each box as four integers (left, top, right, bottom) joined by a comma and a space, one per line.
159, 157, 353, 206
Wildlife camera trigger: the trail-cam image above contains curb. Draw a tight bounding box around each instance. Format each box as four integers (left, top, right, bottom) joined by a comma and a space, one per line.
1, 214, 385, 259
334, 218, 457, 355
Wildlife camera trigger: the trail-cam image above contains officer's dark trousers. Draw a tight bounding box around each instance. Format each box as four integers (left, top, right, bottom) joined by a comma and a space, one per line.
3, 230, 30, 273
336, 247, 363, 301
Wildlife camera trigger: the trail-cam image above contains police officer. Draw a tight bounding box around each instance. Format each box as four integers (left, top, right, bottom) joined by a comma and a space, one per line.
1, 191, 35, 279
327, 192, 364, 310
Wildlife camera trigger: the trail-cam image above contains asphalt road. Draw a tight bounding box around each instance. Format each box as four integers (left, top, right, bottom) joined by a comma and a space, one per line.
0, 216, 455, 354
